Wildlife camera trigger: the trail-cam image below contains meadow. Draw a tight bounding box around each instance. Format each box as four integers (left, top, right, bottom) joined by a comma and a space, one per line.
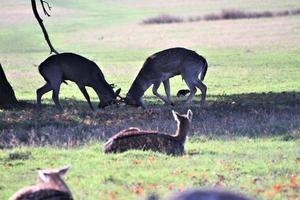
0, 0, 300, 199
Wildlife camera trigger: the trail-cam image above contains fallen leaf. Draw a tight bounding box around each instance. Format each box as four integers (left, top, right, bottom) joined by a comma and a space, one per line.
107, 191, 117, 200
217, 174, 225, 182
148, 157, 156, 164
265, 191, 275, 197
290, 175, 298, 188
272, 184, 282, 192
254, 189, 265, 194
133, 184, 144, 195
168, 184, 175, 191
132, 159, 142, 165
147, 184, 157, 190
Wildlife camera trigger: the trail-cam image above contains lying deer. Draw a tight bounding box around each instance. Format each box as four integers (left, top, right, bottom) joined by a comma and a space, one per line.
9, 165, 73, 200
124, 47, 207, 108
164, 189, 253, 200
103, 109, 193, 155
36, 53, 121, 110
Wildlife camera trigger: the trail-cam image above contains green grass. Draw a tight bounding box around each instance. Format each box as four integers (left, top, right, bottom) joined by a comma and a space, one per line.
1, 0, 300, 200
1, 139, 299, 200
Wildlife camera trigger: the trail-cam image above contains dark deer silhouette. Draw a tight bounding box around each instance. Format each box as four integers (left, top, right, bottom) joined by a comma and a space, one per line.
103, 110, 193, 155
9, 166, 73, 200
164, 189, 253, 200
124, 47, 207, 108
36, 53, 120, 110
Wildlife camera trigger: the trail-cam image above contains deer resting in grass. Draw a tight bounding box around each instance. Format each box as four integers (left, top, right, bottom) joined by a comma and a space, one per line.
9, 165, 73, 200
103, 109, 193, 155
164, 189, 253, 200
124, 47, 207, 108
36, 53, 121, 110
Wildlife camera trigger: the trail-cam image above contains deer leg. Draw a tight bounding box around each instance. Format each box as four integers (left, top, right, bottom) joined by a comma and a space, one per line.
50, 81, 63, 111
184, 79, 197, 105
195, 80, 207, 105
163, 79, 174, 106
152, 82, 172, 105
36, 82, 52, 109
77, 85, 94, 111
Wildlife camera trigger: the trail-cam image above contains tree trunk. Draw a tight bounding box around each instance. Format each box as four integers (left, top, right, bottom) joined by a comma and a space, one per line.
0, 63, 18, 107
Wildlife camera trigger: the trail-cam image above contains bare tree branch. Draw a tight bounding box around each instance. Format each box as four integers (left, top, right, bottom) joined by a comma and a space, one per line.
31, 0, 59, 54
40, 0, 51, 16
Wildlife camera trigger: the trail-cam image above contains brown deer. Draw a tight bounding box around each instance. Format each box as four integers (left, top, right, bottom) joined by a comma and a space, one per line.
103, 109, 193, 155
124, 47, 207, 109
164, 189, 253, 200
36, 53, 121, 110
9, 165, 73, 200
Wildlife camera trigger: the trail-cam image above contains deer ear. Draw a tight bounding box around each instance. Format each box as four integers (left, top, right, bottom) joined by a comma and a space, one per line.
38, 170, 50, 183
172, 110, 180, 122
58, 165, 71, 177
187, 109, 193, 120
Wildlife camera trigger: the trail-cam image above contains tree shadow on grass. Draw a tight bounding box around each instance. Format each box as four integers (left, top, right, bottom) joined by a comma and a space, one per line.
0, 91, 299, 148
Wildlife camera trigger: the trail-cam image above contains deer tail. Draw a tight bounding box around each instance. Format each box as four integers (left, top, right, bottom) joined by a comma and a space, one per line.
200, 59, 208, 81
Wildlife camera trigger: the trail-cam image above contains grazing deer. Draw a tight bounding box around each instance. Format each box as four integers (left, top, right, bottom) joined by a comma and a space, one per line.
164, 189, 253, 200
9, 165, 73, 200
36, 53, 121, 110
103, 110, 193, 155
124, 47, 207, 108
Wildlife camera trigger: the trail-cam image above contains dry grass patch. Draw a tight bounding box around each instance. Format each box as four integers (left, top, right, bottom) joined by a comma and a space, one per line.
142, 8, 300, 24
0, 92, 299, 148
75, 16, 300, 50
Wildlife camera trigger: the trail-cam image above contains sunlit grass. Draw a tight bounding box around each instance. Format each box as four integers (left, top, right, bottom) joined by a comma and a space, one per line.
0, 139, 299, 200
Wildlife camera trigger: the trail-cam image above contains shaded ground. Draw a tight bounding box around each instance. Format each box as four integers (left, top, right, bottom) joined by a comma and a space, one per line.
0, 91, 299, 148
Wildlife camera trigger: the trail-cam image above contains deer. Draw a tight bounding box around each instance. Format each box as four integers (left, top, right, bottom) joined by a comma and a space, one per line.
123, 47, 207, 109
164, 189, 253, 200
9, 165, 73, 200
103, 109, 193, 155
36, 52, 121, 111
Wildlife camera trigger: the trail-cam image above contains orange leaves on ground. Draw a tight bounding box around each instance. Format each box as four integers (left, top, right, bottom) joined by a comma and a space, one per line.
148, 156, 156, 165
171, 169, 183, 176
187, 172, 196, 177
264, 176, 299, 198
214, 174, 226, 187
132, 159, 142, 165
132, 157, 156, 165
289, 175, 298, 189
272, 183, 283, 192
167, 183, 185, 192
147, 184, 158, 190
254, 188, 265, 194
297, 158, 300, 166
107, 191, 117, 200
132, 183, 144, 195
168, 184, 176, 191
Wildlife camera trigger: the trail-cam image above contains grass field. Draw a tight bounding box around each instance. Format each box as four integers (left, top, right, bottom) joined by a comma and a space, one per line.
0, 0, 300, 200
